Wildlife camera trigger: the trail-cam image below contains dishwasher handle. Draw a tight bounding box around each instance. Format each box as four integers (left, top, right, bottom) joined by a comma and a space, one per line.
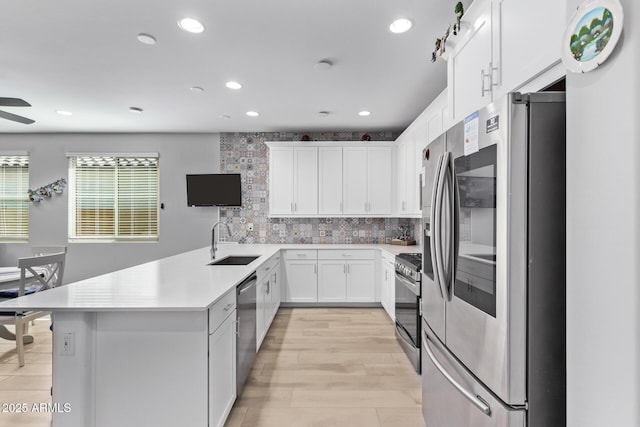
237, 273, 257, 294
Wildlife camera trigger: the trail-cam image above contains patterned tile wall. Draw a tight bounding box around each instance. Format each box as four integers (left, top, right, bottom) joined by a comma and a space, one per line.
219, 131, 421, 245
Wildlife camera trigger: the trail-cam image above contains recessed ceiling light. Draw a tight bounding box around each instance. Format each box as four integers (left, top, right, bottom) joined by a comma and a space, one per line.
56, 110, 72, 116
190, 86, 204, 92
137, 33, 157, 45
318, 111, 330, 117
389, 18, 412, 34
225, 81, 242, 90
358, 110, 371, 116
314, 60, 333, 71
129, 107, 144, 114
178, 17, 205, 33
246, 111, 259, 117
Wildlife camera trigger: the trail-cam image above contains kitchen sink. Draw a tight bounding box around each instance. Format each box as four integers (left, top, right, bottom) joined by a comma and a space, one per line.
207, 255, 260, 266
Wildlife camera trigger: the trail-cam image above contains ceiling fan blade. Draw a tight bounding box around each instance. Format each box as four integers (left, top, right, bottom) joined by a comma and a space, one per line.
0, 109, 35, 124
0, 97, 31, 107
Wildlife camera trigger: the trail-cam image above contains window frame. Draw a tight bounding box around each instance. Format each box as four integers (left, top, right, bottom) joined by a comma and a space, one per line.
0, 153, 30, 242
68, 153, 160, 242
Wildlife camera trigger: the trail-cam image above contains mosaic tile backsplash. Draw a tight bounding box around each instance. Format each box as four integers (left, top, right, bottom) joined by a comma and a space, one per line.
219, 131, 420, 245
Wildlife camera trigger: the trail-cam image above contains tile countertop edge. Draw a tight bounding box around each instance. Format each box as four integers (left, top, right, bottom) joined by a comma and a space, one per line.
0, 243, 421, 312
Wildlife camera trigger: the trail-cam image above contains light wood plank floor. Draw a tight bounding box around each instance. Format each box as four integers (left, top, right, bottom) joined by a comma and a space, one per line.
0, 309, 424, 427
225, 308, 425, 427
0, 319, 53, 427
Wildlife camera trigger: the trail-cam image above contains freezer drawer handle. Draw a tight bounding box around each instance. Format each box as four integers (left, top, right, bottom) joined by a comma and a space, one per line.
423, 334, 492, 417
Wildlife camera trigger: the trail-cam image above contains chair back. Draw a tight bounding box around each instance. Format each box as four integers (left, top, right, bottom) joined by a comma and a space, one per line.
32, 246, 68, 256
17, 252, 66, 296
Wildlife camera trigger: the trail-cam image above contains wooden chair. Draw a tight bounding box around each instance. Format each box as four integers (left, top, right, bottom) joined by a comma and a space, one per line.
0, 252, 66, 366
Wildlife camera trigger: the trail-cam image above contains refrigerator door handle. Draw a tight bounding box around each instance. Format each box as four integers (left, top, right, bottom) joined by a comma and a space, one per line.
442, 152, 457, 299
423, 332, 492, 417
452, 160, 460, 288
434, 152, 450, 300
430, 154, 445, 299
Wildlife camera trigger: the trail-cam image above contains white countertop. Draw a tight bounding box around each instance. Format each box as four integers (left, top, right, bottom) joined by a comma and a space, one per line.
0, 243, 419, 312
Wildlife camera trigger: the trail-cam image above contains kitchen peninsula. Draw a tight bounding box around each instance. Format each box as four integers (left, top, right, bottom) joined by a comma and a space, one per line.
0, 243, 416, 427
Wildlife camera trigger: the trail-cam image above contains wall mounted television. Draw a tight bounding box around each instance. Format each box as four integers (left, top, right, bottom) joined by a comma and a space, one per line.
186, 174, 242, 207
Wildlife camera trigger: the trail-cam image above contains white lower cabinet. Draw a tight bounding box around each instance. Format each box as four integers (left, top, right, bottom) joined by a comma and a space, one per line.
316, 251, 376, 303
256, 277, 268, 348
318, 260, 348, 302
284, 250, 318, 302
284, 260, 318, 302
346, 260, 376, 302
209, 308, 236, 427
380, 253, 396, 320
257, 254, 282, 350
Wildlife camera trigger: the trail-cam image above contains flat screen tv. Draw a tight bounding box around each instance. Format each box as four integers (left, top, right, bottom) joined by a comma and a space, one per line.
186, 174, 242, 207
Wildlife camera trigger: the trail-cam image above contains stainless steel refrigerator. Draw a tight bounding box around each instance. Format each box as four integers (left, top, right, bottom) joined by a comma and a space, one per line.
421, 92, 566, 426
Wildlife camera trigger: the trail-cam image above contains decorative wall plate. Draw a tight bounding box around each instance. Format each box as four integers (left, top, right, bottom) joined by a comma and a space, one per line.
562, 0, 623, 73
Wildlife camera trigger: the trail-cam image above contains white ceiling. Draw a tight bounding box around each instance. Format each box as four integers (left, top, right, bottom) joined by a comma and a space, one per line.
0, 0, 456, 134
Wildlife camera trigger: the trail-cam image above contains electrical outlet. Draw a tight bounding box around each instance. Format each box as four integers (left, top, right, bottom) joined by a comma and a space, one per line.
247, 223, 254, 231
62, 332, 75, 356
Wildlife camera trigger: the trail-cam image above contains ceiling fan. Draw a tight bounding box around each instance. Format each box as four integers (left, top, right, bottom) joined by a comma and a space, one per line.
0, 97, 35, 125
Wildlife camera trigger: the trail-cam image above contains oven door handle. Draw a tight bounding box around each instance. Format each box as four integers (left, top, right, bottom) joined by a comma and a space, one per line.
395, 271, 419, 296
423, 332, 492, 416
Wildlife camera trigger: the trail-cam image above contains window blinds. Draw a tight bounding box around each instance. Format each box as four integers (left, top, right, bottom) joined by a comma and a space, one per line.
69, 156, 159, 241
0, 155, 29, 241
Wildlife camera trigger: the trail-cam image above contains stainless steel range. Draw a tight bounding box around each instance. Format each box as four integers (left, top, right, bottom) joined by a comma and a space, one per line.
394, 252, 422, 373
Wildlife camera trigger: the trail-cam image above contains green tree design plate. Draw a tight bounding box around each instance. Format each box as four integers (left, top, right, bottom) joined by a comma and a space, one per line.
562, 0, 624, 73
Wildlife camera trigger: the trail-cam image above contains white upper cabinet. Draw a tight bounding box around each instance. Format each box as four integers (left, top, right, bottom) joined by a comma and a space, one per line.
267, 142, 393, 217
395, 112, 428, 217
293, 147, 318, 215
341, 145, 393, 215
448, 0, 565, 123
493, 0, 565, 99
342, 147, 368, 215
268, 145, 317, 216
365, 146, 393, 215
448, 0, 494, 123
318, 146, 343, 215
269, 147, 294, 215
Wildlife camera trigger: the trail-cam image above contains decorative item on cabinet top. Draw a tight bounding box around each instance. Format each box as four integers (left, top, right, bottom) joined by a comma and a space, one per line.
431, 1, 466, 62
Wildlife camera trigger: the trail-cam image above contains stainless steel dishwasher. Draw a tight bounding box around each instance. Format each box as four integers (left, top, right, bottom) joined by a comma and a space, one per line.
236, 273, 257, 396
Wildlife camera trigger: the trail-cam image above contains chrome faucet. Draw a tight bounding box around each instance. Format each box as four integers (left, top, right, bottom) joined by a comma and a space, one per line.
211, 221, 232, 259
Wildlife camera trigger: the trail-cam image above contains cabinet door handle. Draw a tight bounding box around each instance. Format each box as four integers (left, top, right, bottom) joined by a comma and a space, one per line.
481, 62, 498, 97
347, 264, 350, 274
314, 264, 317, 275
223, 303, 234, 312
291, 202, 294, 213
343, 264, 346, 274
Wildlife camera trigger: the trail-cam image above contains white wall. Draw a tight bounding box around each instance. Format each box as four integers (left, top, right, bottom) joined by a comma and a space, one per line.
0, 133, 221, 283
565, 1, 639, 425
